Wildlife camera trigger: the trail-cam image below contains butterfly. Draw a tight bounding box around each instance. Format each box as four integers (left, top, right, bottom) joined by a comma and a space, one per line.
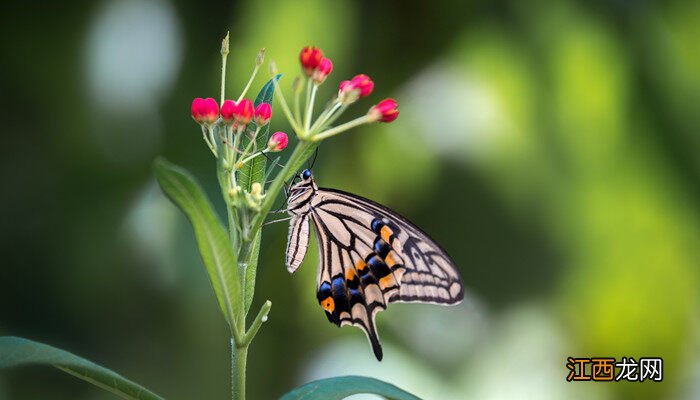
285, 169, 464, 360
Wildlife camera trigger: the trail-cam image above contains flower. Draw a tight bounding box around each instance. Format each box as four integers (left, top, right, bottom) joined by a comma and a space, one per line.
368, 98, 399, 122
267, 131, 289, 151
191, 97, 219, 125
220, 100, 237, 124
312, 57, 333, 85
234, 98, 254, 125
299, 46, 323, 76
254, 102, 272, 126
338, 74, 374, 104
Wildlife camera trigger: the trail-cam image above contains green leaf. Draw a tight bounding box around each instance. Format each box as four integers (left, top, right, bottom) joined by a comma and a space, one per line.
244, 229, 262, 314
0, 337, 165, 400
279, 376, 422, 400
238, 74, 282, 192
154, 158, 240, 326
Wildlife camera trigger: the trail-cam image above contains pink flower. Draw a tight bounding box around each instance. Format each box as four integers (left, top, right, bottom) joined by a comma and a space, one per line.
338, 74, 374, 104
368, 98, 399, 123
267, 131, 289, 152
234, 98, 254, 125
191, 97, 219, 125
312, 57, 333, 85
299, 46, 324, 77
254, 102, 272, 126
220, 100, 237, 124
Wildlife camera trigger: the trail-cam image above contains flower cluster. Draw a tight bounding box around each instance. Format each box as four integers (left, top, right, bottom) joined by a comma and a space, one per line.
188, 41, 400, 218
269, 46, 399, 143
191, 97, 287, 154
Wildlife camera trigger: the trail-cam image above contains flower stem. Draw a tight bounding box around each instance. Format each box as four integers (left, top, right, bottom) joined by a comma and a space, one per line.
220, 32, 230, 105
312, 115, 370, 141
271, 76, 303, 134
304, 81, 317, 132
238, 65, 260, 102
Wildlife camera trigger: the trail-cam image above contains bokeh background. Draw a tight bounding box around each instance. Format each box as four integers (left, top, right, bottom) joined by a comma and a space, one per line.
1, 0, 699, 399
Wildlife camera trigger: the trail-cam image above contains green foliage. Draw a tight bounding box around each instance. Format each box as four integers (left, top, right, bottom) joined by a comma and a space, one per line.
0, 337, 164, 400
280, 376, 422, 400
153, 158, 240, 327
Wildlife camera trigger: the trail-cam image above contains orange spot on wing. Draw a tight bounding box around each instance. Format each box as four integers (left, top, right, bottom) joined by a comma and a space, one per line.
320, 297, 335, 313
385, 251, 397, 267
380, 226, 393, 243
356, 260, 366, 272
346, 268, 357, 281
379, 274, 396, 289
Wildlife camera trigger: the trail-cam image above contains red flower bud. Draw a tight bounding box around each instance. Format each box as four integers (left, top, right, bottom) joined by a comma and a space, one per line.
220, 99, 237, 124
254, 102, 272, 126
267, 131, 289, 152
234, 98, 254, 125
299, 46, 324, 77
191, 97, 219, 125
338, 74, 374, 104
368, 98, 399, 123
312, 57, 333, 85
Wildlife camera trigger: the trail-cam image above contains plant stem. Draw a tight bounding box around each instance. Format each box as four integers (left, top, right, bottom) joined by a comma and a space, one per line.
220, 32, 230, 105
238, 65, 260, 102
304, 81, 318, 132
312, 115, 370, 141
231, 338, 248, 400
271, 77, 303, 134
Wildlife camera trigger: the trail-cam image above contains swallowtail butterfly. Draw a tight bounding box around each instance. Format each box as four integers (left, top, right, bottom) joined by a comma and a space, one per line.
285, 169, 464, 360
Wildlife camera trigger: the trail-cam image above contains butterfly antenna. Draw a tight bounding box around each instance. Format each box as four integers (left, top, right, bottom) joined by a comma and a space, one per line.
308, 146, 320, 170
262, 152, 286, 169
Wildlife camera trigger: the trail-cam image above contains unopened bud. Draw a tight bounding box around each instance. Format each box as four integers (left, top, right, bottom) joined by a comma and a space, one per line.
256, 48, 265, 67
221, 32, 230, 56
269, 60, 279, 76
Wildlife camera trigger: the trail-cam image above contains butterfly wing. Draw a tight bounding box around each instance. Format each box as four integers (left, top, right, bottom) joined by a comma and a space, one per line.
286, 214, 310, 273
308, 188, 464, 360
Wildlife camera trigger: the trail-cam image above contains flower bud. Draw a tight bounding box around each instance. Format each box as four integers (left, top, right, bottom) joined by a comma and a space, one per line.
267, 131, 289, 152
250, 182, 263, 196
234, 98, 254, 125
220, 99, 237, 124
338, 74, 374, 104
299, 46, 323, 77
191, 97, 219, 125
368, 98, 399, 123
254, 102, 272, 126
312, 57, 333, 85
256, 48, 266, 67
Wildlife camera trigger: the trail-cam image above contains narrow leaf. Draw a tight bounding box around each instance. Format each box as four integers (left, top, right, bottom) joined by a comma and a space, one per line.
154, 158, 240, 326
238, 74, 282, 192
0, 337, 164, 400
280, 376, 422, 400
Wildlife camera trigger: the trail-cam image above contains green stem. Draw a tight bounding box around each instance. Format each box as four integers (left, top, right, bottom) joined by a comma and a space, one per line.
271, 78, 303, 134
231, 339, 248, 400
312, 115, 370, 141
238, 65, 261, 102
242, 301, 272, 346
304, 81, 317, 132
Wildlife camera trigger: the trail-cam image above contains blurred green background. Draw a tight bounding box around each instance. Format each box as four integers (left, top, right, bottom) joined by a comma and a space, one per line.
1, 0, 699, 399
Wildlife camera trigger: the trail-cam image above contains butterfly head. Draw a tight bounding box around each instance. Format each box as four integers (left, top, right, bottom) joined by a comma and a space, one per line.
301, 169, 312, 181
287, 169, 317, 214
